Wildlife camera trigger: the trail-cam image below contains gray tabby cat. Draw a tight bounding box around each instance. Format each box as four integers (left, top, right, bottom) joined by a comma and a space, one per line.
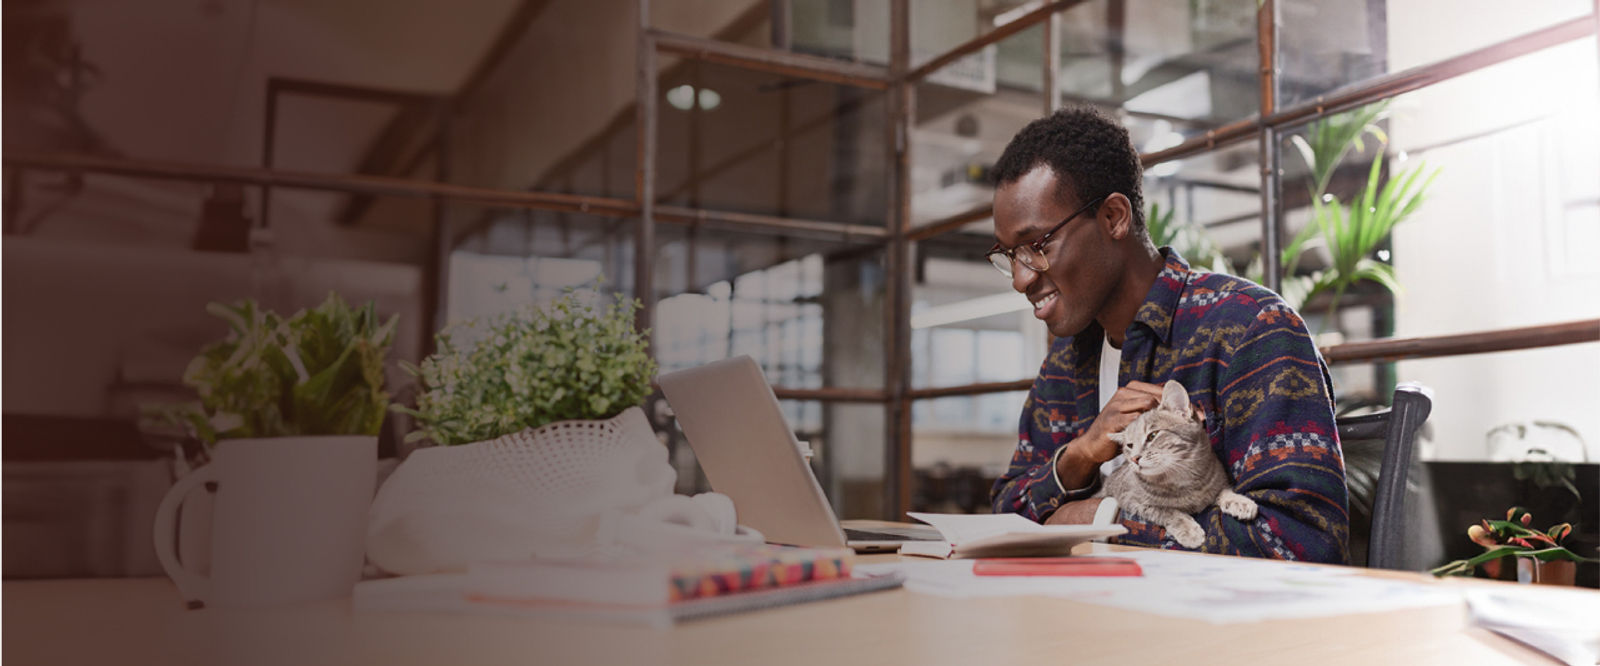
1097, 380, 1257, 548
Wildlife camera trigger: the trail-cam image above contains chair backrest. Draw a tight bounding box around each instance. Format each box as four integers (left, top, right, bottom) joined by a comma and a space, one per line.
1337, 382, 1433, 570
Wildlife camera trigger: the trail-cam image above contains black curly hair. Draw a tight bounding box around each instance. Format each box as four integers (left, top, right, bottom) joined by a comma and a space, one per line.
991, 106, 1145, 231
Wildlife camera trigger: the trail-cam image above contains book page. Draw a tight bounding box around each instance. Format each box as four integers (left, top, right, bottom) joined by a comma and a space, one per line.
906, 512, 1113, 544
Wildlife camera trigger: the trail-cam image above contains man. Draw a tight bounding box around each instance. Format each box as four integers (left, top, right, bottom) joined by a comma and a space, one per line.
987, 107, 1349, 563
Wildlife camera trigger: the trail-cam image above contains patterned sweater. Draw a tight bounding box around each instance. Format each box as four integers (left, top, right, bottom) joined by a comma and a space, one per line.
990, 250, 1349, 564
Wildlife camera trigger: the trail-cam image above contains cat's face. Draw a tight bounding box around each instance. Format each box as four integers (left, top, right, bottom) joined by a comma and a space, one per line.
1109, 380, 1210, 485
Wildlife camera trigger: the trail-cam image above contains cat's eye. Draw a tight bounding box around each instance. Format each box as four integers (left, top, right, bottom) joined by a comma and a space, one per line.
1145, 432, 1157, 444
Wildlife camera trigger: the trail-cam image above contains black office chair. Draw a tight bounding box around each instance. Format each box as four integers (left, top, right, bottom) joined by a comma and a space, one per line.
1338, 382, 1433, 570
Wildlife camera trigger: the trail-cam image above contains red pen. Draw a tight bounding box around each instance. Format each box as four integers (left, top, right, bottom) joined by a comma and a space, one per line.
973, 557, 1143, 577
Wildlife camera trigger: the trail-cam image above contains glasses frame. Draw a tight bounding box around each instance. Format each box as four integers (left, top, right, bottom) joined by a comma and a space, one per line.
984, 194, 1108, 277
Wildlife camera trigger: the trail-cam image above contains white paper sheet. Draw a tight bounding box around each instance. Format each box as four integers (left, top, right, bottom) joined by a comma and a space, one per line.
1466, 585, 1600, 666
857, 548, 1462, 624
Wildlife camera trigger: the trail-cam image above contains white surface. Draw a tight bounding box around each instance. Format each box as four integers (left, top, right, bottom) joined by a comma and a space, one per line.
154, 436, 376, 607
859, 548, 1464, 624
366, 407, 676, 574
1466, 585, 1600, 666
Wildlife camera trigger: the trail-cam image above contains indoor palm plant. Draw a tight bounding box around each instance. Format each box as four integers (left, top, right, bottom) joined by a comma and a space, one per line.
368, 287, 672, 575
1293, 150, 1439, 328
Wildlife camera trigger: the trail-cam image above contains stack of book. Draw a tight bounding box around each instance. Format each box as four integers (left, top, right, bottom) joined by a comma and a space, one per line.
354, 543, 903, 627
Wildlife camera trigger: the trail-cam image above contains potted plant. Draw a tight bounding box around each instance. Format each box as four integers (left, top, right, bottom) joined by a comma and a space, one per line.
393, 289, 656, 447
1431, 507, 1597, 585
368, 287, 671, 575
152, 294, 397, 448
148, 293, 397, 606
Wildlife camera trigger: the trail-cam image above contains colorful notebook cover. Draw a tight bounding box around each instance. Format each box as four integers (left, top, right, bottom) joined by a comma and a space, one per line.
466, 543, 854, 607
663, 543, 852, 602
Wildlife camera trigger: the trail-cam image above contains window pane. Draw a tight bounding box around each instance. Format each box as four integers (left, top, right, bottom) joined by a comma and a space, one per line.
788, 0, 890, 64
1055, 0, 1260, 124
653, 225, 884, 389
909, 1, 1037, 72
822, 402, 889, 519
910, 403, 1024, 514
1277, 0, 1592, 107
1275, 37, 1600, 349
1379, 345, 1600, 463
909, 254, 1045, 391
447, 210, 636, 326
655, 61, 889, 226
1143, 137, 1262, 278
912, 24, 1045, 228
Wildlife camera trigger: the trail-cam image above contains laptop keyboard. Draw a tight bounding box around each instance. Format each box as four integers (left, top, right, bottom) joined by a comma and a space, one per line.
844, 527, 942, 542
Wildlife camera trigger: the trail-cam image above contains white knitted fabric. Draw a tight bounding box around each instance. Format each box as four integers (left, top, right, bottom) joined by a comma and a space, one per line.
366, 407, 677, 574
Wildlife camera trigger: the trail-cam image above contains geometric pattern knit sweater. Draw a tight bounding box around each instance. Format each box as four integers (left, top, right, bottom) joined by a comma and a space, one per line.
990, 249, 1350, 564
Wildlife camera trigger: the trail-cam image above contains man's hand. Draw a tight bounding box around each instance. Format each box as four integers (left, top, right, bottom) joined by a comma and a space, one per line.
1044, 498, 1103, 525
1053, 380, 1166, 489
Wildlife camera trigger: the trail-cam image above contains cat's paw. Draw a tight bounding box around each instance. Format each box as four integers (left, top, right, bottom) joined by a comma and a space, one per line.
1168, 516, 1205, 549
1219, 491, 1258, 521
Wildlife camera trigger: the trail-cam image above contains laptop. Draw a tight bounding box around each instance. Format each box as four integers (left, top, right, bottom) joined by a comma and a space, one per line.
657, 356, 943, 552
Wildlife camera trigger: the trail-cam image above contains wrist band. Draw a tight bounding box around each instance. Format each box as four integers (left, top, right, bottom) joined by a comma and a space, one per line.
1050, 445, 1073, 493
1051, 445, 1100, 495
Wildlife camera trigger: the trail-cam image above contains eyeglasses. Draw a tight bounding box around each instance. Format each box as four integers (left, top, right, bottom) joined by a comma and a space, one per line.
985, 194, 1107, 278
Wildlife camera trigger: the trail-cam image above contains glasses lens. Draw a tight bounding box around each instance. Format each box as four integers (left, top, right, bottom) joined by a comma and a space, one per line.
1015, 245, 1048, 274
987, 252, 1013, 277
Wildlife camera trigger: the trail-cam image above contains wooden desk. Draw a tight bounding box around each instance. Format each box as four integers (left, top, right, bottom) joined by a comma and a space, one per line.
0, 546, 1561, 666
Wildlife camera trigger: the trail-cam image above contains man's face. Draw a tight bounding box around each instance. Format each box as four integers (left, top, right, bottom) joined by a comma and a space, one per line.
991, 166, 1118, 338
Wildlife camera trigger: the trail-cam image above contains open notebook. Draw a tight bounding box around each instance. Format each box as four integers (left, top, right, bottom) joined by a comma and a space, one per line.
898, 512, 1126, 559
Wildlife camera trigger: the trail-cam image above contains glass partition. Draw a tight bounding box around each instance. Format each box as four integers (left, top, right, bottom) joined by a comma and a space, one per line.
1276, 37, 1600, 408
652, 224, 883, 389
1277, 0, 1593, 107
447, 210, 636, 327
1054, 0, 1260, 124
655, 61, 889, 226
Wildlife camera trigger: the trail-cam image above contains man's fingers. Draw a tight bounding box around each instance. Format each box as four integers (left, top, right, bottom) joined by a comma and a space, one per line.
1104, 411, 1138, 433
1123, 381, 1165, 398
1109, 392, 1158, 414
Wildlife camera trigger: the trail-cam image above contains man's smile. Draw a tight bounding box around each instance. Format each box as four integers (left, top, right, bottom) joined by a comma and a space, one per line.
1030, 291, 1060, 320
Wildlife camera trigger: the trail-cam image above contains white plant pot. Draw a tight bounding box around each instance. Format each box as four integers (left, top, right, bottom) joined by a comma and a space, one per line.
366, 406, 675, 575
152, 435, 377, 608
175, 482, 214, 576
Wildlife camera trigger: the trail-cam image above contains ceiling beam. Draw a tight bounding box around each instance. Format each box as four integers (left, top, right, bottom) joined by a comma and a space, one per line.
334, 0, 554, 226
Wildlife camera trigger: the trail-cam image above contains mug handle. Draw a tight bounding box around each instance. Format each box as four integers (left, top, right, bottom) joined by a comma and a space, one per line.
152, 464, 216, 608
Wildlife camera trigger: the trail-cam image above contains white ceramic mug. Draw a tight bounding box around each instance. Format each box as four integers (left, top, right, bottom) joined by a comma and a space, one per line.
152, 435, 377, 608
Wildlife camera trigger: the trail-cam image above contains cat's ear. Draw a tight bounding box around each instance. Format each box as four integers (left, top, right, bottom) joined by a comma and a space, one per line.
1160, 379, 1190, 414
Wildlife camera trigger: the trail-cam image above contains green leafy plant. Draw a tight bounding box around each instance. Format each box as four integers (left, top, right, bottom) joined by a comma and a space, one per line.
1232, 101, 1439, 324
1431, 507, 1598, 577
151, 293, 398, 446
1288, 101, 1390, 207
396, 288, 657, 446
1298, 151, 1439, 327
1147, 201, 1232, 274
